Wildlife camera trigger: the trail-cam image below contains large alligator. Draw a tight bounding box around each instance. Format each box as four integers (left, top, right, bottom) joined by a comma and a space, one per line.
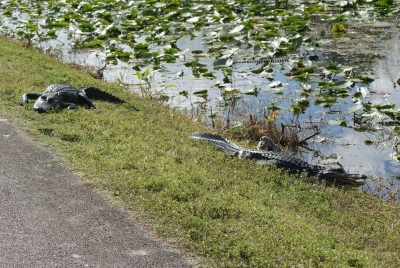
20, 84, 125, 113
191, 132, 367, 186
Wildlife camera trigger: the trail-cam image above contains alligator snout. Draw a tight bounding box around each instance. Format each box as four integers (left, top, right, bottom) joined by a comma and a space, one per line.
34, 107, 46, 113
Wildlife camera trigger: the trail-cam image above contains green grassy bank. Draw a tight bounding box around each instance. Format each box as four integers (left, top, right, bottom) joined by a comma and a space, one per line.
0, 37, 399, 267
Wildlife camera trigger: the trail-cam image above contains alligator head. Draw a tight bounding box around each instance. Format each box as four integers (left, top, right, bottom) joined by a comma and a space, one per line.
317, 167, 367, 186
33, 94, 78, 113
33, 94, 60, 113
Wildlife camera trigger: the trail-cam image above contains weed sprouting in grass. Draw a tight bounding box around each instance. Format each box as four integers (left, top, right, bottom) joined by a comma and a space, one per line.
59, 132, 80, 142
136, 67, 153, 97
38, 127, 54, 136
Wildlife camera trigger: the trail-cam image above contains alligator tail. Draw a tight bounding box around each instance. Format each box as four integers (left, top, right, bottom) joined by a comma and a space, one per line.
190, 132, 242, 156
81, 87, 125, 104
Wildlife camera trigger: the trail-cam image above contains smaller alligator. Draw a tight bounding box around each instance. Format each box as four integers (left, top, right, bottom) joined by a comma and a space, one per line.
233, 56, 289, 65
191, 132, 367, 186
20, 84, 125, 113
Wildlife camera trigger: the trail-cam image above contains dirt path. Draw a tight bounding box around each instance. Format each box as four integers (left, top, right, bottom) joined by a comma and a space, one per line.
0, 119, 192, 267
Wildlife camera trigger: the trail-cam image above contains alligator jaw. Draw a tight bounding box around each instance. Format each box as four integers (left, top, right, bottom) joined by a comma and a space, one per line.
34, 107, 46, 113
33, 97, 56, 113
318, 172, 367, 186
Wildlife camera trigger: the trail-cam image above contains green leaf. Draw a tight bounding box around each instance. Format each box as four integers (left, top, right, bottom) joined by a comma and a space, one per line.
165, 48, 179, 54
302, 66, 317, 73
82, 39, 104, 48
142, 9, 157, 17
193, 90, 208, 95
179, 90, 188, 97
356, 75, 374, 84
134, 43, 149, 50
136, 71, 142, 80
117, 52, 132, 59
375, 103, 395, 110
364, 139, 373, 145
142, 67, 152, 78
202, 72, 215, 78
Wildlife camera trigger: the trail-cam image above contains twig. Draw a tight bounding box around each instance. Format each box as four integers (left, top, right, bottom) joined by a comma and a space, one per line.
298, 122, 327, 145
278, 123, 285, 144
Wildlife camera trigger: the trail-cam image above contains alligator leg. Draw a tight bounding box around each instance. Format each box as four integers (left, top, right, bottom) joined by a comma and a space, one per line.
78, 93, 96, 109
59, 102, 79, 110
19, 93, 41, 105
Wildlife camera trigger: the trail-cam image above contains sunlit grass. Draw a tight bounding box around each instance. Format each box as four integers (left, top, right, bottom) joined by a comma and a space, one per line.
1, 37, 400, 267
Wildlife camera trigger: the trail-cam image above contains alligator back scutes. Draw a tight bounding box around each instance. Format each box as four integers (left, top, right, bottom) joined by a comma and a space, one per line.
240, 149, 322, 175
82, 86, 125, 104
190, 132, 319, 174
233, 56, 289, 65
45, 84, 78, 94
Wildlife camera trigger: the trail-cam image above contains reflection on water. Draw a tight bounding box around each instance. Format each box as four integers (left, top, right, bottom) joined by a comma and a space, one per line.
364, 29, 400, 194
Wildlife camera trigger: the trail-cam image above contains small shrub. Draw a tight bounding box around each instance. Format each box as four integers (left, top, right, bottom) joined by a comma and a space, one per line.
59, 132, 80, 142
38, 127, 54, 136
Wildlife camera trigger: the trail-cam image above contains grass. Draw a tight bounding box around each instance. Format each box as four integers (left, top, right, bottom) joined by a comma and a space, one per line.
1, 36, 400, 267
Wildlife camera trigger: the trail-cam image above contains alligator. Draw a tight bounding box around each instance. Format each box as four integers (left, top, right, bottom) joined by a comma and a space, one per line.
190, 132, 367, 186
233, 56, 290, 65
19, 84, 125, 113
